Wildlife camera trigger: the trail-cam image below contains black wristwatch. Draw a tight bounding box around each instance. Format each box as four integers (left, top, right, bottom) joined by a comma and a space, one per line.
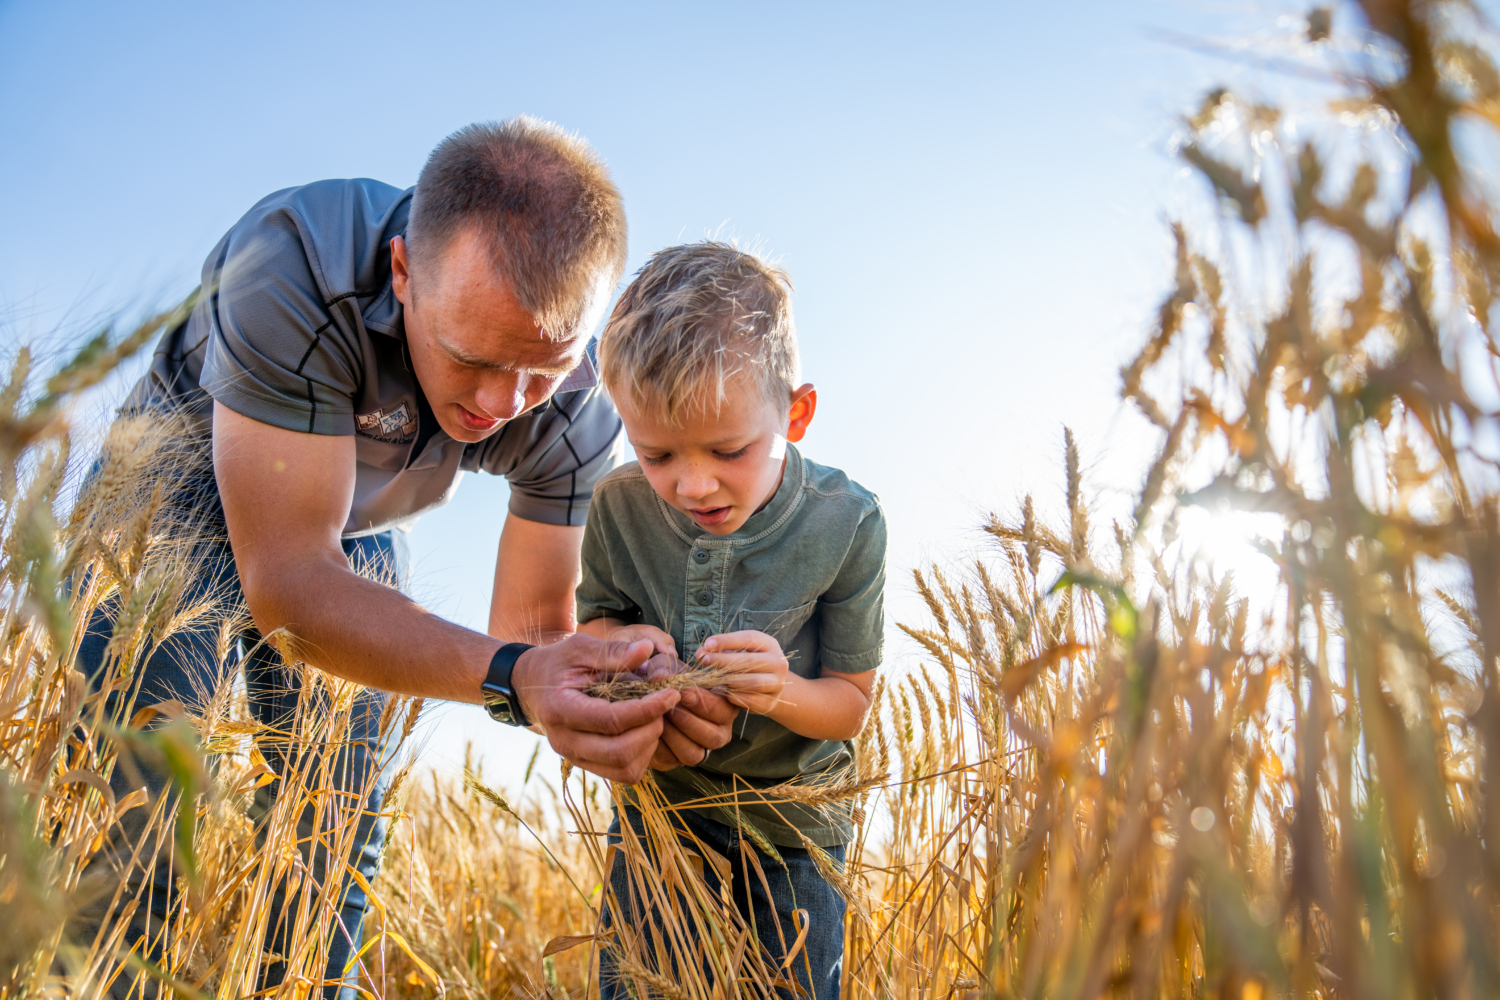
481, 642, 535, 727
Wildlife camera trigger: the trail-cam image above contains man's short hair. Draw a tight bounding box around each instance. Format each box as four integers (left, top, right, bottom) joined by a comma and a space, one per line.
407, 117, 627, 340
599, 241, 798, 426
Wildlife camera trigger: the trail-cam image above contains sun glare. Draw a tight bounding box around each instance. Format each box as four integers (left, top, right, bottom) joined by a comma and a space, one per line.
1170, 506, 1285, 612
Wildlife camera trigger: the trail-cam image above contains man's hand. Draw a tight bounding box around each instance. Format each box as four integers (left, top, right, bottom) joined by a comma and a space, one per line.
651, 687, 738, 770
576, 619, 734, 771
511, 633, 681, 783
697, 630, 791, 715
609, 623, 679, 659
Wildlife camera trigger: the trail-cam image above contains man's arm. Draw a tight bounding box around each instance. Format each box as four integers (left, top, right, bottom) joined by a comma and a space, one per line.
489, 514, 583, 645
213, 402, 681, 781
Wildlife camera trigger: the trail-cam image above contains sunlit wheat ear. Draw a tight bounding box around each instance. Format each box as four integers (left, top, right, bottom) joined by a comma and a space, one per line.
1064, 427, 1091, 569
1017, 496, 1041, 584
795, 831, 873, 919
853, 676, 884, 771
873, 703, 891, 779
0, 344, 33, 435
610, 956, 694, 1000
754, 770, 889, 809
907, 677, 935, 770
894, 687, 916, 782
73, 414, 153, 525
919, 667, 950, 740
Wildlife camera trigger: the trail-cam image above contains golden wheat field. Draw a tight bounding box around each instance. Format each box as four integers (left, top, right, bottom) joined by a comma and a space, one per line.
5, 2, 1500, 997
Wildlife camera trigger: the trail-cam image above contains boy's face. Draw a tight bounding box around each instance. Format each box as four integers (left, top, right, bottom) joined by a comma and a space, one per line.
615, 377, 817, 536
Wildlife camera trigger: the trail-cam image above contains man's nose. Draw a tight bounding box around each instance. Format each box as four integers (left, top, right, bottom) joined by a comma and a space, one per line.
473, 372, 527, 420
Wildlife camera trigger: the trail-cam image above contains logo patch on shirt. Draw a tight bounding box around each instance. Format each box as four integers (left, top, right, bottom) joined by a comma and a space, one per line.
355, 402, 419, 444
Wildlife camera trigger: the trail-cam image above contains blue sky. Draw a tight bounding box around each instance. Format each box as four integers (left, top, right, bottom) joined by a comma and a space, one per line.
1, 0, 1322, 782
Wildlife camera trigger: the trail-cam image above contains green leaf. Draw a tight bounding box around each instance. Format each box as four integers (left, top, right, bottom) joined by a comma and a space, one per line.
1051, 570, 1138, 640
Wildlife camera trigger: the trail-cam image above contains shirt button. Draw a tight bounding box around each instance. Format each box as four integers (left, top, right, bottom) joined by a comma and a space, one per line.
693, 549, 710, 564
695, 624, 709, 641
696, 590, 714, 606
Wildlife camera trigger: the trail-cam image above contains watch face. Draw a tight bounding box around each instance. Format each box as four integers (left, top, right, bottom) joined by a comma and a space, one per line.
482, 684, 521, 726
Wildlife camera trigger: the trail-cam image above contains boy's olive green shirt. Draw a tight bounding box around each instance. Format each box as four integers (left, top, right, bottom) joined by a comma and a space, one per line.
577, 443, 886, 848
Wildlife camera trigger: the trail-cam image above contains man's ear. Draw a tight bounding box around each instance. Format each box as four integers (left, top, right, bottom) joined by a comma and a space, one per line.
786, 383, 818, 443
391, 236, 412, 307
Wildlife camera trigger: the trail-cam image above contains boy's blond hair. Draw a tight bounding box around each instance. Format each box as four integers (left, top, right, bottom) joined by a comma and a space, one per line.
598, 242, 798, 425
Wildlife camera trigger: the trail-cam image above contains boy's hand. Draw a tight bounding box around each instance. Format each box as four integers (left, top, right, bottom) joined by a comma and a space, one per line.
697, 630, 790, 716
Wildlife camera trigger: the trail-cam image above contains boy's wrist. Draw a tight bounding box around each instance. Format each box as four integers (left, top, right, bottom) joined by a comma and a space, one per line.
765, 673, 866, 741
761, 671, 801, 725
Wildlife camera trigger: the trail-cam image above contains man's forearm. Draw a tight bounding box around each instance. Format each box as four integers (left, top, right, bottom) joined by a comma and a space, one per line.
244, 550, 497, 704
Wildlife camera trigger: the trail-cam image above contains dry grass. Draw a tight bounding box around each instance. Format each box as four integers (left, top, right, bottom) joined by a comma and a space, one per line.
4, 1, 1500, 997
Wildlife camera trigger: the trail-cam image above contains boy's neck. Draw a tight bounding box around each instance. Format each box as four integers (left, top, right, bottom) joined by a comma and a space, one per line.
751, 452, 791, 518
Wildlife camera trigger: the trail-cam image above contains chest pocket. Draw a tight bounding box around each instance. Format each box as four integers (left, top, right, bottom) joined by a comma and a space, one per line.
731, 600, 819, 650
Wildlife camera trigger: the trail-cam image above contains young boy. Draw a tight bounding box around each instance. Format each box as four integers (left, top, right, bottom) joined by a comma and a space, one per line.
577, 242, 886, 1000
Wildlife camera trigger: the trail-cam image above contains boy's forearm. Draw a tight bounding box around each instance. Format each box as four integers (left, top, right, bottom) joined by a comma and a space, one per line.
766, 672, 873, 741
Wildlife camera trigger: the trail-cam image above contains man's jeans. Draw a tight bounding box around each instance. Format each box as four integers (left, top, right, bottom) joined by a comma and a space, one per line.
75, 471, 402, 1000
599, 804, 846, 1000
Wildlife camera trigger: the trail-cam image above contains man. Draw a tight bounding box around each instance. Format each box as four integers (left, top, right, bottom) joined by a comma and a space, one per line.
82, 118, 735, 998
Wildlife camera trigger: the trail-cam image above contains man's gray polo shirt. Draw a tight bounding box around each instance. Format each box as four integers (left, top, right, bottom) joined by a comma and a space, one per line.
127, 178, 622, 536
576, 444, 887, 848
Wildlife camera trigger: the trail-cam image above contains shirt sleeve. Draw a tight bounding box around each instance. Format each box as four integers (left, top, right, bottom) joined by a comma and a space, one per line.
818, 500, 887, 673
198, 198, 365, 435
575, 483, 643, 625
473, 384, 625, 527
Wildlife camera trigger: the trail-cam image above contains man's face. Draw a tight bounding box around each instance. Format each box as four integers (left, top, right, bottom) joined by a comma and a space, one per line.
392, 228, 587, 443
616, 378, 810, 537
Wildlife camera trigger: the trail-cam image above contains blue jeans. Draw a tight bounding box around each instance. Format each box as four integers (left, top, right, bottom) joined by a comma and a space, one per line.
599, 804, 846, 1000
74, 470, 402, 1000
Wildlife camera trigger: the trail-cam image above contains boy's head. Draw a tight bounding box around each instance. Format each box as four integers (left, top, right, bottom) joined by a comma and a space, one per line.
599, 242, 816, 535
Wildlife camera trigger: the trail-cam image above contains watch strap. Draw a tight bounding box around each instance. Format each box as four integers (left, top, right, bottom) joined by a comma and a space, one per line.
482, 642, 535, 727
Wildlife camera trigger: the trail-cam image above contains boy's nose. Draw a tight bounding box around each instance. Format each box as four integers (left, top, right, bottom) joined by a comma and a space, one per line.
676, 471, 717, 501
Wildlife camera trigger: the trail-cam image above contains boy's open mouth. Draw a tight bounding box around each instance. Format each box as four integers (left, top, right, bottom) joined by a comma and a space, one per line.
687, 505, 732, 526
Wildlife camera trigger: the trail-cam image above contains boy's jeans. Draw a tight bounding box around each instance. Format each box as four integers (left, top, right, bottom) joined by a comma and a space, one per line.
600, 803, 846, 1000
74, 468, 400, 1000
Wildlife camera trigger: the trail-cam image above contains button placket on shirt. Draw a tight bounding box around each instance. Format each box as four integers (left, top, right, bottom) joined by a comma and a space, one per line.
683, 539, 725, 661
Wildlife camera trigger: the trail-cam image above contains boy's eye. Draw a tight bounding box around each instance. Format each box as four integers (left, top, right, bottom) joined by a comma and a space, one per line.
641, 452, 671, 466
715, 446, 751, 460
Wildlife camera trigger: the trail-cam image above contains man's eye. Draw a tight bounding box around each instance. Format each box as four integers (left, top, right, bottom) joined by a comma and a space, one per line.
715, 446, 751, 460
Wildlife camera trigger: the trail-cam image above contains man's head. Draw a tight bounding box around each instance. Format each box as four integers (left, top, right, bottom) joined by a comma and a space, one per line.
392, 117, 627, 442
598, 242, 817, 535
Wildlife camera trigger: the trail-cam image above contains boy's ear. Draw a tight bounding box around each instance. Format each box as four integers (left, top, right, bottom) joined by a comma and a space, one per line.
786, 384, 817, 443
